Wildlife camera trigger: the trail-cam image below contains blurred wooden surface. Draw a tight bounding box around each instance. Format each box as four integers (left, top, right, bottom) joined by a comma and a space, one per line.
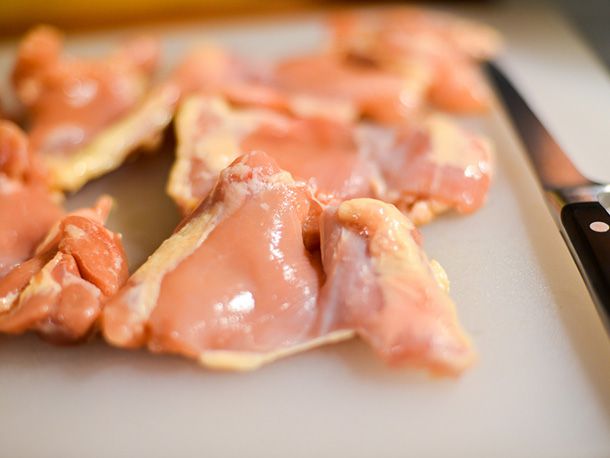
0, 1, 497, 37
0, 0, 328, 36
1, 0, 607, 69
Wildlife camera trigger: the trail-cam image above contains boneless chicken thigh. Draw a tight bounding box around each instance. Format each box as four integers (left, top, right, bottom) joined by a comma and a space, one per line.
12, 26, 160, 191
167, 96, 374, 212
104, 152, 474, 375
104, 151, 341, 365
329, 7, 501, 113
168, 95, 493, 224
0, 197, 129, 343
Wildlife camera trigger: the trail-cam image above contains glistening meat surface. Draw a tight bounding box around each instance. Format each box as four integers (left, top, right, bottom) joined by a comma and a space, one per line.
12, 26, 161, 190
168, 96, 493, 224
104, 152, 474, 375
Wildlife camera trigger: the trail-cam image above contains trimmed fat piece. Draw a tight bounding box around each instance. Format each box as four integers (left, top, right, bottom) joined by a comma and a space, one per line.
168, 96, 493, 224
12, 26, 160, 191
0, 121, 63, 276
104, 152, 474, 375
0, 197, 129, 343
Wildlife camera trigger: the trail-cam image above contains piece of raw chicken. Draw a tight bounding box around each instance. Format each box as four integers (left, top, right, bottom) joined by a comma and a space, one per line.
168, 44, 356, 122
12, 26, 161, 191
0, 196, 129, 343
328, 7, 502, 113
0, 120, 63, 276
274, 52, 427, 125
167, 95, 493, 224
104, 151, 474, 376
318, 198, 474, 373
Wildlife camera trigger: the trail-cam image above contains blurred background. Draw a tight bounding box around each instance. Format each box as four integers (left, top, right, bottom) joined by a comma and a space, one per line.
0, 0, 608, 67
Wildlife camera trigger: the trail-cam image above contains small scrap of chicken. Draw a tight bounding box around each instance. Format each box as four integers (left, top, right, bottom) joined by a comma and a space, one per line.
168, 95, 493, 225
0, 196, 129, 343
104, 151, 474, 376
0, 120, 63, 276
12, 26, 161, 191
329, 7, 502, 113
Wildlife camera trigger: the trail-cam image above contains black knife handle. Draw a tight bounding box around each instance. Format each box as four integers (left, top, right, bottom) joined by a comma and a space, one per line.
560, 202, 610, 329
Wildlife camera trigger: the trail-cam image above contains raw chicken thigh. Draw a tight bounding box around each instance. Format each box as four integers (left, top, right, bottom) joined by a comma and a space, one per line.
104, 151, 336, 362
12, 26, 160, 190
168, 95, 493, 224
167, 96, 373, 212
329, 7, 501, 113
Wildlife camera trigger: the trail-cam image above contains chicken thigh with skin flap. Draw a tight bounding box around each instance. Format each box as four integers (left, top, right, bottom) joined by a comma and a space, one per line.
104, 151, 474, 375
168, 95, 493, 225
0, 121, 63, 276
168, 96, 374, 213
319, 199, 475, 375
104, 151, 346, 365
12, 26, 161, 191
0, 196, 129, 343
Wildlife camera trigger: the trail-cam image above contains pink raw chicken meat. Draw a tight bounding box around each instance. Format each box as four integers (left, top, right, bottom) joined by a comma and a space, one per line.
163, 44, 356, 122
12, 26, 161, 190
274, 52, 426, 125
167, 96, 373, 212
318, 198, 474, 373
13, 26, 159, 156
167, 96, 493, 225
359, 116, 493, 221
0, 120, 63, 276
329, 7, 502, 113
104, 151, 475, 376
0, 196, 129, 343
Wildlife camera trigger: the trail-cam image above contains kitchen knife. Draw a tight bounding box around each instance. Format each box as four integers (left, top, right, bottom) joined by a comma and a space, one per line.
486, 62, 610, 331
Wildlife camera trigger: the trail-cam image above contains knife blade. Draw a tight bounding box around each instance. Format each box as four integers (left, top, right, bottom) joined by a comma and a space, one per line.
486, 62, 610, 331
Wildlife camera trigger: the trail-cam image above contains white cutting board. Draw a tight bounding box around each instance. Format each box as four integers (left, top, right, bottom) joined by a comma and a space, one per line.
1, 4, 609, 457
